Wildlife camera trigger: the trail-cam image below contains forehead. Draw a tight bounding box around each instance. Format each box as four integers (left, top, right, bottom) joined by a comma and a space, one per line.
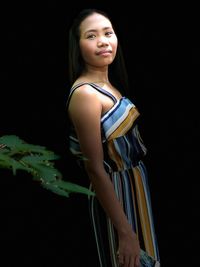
80, 13, 113, 33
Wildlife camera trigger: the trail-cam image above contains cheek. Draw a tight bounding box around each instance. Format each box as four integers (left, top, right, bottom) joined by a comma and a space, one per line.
80, 42, 94, 62
110, 38, 118, 57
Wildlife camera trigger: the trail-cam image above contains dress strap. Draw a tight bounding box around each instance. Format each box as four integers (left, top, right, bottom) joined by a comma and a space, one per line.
66, 82, 118, 109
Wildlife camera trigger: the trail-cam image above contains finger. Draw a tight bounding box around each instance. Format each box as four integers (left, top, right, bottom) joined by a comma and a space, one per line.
134, 254, 140, 267
123, 255, 130, 267
128, 256, 135, 267
118, 256, 124, 267
117, 252, 124, 266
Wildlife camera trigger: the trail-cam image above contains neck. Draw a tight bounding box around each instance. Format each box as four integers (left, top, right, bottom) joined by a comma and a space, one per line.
91, 80, 109, 84
77, 76, 110, 85
79, 71, 109, 84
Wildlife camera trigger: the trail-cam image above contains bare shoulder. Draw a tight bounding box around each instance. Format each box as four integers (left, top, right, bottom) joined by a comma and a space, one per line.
68, 83, 102, 118
71, 83, 98, 100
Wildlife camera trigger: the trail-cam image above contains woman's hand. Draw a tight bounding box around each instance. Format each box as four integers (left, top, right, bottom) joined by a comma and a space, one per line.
117, 229, 140, 267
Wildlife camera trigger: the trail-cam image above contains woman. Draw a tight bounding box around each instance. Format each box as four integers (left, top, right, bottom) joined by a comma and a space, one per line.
66, 8, 160, 267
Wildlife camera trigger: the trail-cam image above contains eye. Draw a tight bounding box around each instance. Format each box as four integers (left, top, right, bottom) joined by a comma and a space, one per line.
87, 34, 96, 39
105, 31, 113, 37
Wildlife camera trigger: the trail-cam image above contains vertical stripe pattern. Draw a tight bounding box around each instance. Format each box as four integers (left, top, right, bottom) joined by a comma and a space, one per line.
67, 83, 160, 266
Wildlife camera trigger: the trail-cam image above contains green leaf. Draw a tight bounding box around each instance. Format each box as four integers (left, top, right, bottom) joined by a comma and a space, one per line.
41, 182, 70, 197
29, 163, 62, 182
0, 135, 25, 147
22, 154, 60, 163
0, 135, 52, 155
0, 134, 94, 197
0, 153, 32, 175
54, 180, 95, 196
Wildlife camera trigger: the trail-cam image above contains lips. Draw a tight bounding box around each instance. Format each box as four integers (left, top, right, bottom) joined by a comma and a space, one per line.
96, 50, 112, 55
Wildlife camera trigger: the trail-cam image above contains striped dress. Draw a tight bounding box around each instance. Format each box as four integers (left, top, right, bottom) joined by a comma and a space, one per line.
67, 83, 160, 267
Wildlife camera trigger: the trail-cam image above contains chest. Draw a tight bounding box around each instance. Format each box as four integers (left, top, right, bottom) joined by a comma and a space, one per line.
96, 85, 122, 115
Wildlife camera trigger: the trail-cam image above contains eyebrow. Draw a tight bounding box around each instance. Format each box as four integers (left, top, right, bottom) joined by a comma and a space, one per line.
84, 26, 112, 35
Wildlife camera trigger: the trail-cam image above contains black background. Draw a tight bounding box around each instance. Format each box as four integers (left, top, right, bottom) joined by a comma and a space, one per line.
1, 1, 199, 266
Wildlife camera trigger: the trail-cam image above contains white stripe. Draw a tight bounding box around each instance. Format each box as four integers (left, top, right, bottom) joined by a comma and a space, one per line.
105, 103, 134, 138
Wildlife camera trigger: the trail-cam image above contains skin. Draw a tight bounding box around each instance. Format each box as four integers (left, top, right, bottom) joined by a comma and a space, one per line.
68, 13, 140, 267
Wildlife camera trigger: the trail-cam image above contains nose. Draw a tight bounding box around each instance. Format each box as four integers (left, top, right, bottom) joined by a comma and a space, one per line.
97, 36, 109, 46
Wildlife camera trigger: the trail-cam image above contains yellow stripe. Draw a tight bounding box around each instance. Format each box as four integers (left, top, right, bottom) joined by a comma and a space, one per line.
133, 167, 155, 258
108, 107, 139, 140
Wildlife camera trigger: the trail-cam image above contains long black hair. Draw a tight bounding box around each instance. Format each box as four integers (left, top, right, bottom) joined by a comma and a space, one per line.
68, 8, 130, 97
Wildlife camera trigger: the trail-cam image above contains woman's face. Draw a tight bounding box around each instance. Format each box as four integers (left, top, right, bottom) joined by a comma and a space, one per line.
79, 13, 118, 69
